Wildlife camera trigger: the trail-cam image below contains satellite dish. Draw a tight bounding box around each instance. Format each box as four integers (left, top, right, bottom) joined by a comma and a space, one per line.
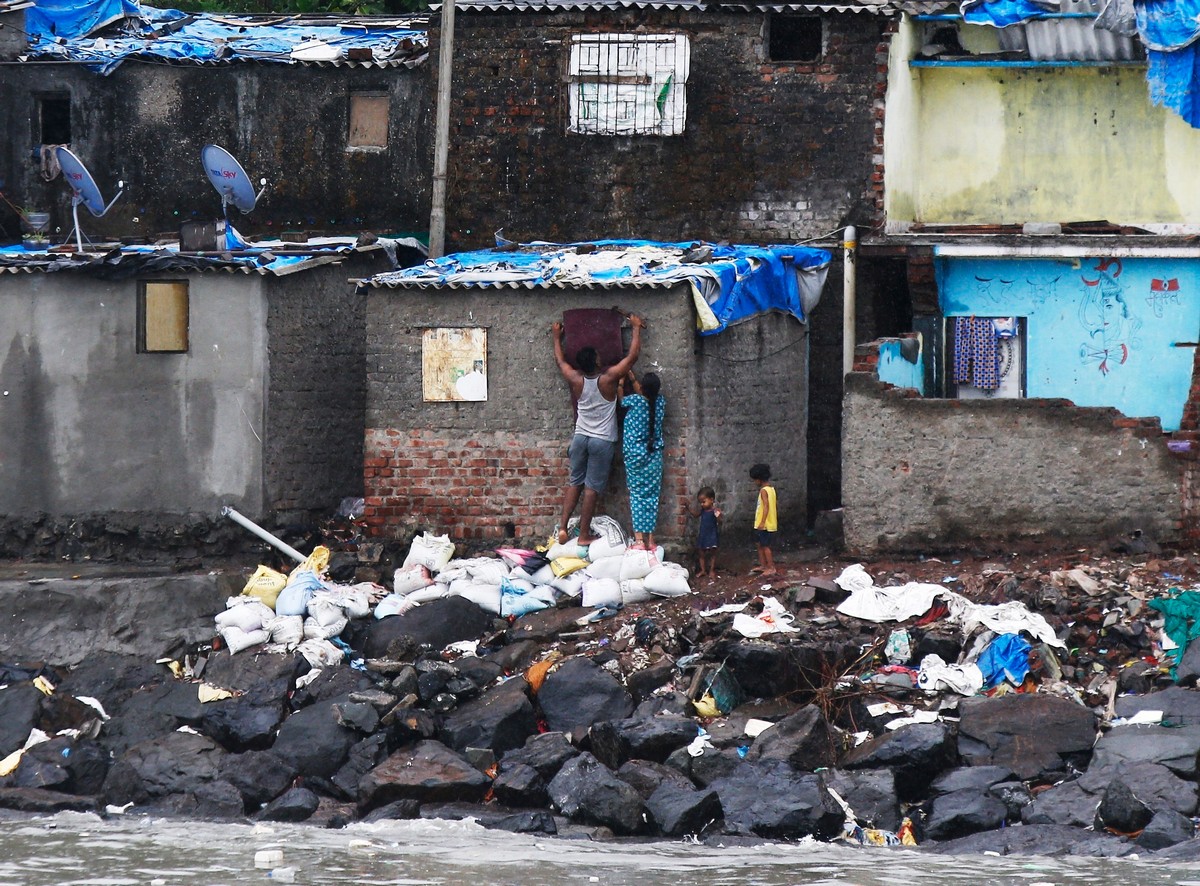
55, 147, 123, 252
201, 144, 267, 217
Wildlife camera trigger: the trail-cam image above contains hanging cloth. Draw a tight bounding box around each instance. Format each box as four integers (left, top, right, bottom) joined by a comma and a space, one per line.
953, 317, 1000, 391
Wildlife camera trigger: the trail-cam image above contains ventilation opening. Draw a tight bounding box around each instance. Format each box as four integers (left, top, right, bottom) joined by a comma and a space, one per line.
768, 15, 822, 63
38, 96, 71, 145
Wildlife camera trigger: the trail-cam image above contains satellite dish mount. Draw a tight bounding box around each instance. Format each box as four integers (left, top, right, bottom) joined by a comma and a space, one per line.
201, 144, 267, 220
55, 147, 123, 252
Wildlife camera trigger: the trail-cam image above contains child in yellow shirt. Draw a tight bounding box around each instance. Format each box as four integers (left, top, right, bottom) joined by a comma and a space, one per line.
750, 463, 777, 576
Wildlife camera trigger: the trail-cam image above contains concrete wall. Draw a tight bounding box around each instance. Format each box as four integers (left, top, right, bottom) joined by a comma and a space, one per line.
0, 272, 269, 517
885, 19, 1200, 228
363, 285, 811, 547
841, 372, 1183, 554
439, 8, 886, 250
0, 61, 431, 243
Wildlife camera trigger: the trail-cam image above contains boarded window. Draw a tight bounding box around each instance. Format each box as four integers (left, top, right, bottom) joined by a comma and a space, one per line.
38, 95, 71, 145
567, 34, 690, 136
768, 15, 823, 63
349, 93, 389, 148
138, 281, 189, 353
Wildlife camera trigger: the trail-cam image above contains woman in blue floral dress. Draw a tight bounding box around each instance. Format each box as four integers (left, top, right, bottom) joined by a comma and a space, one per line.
621, 371, 665, 550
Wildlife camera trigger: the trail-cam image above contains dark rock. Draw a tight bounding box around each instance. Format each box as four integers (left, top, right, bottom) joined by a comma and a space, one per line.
257, 786, 320, 822
464, 747, 496, 772
710, 762, 843, 840
332, 734, 390, 800
333, 701, 380, 734
40, 692, 103, 735
201, 650, 298, 695
538, 657, 633, 734
455, 656, 503, 690
491, 763, 547, 807
500, 732, 579, 781
840, 722, 956, 801
1021, 781, 1095, 828
912, 629, 962, 666
100, 682, 205, 756
547, 752, 645, 836
823, 769, 900, 831
722, 641, 804, 698
484, 640, 541, 674
957, 695, 1095, 780
1115, 687, 1200, 727
1090, 725, 1200, 779
57, 652, 164, 713
1095, 780, 1153, 834
102, 731, 226, 807
1117, 661, 1156, 695
745, 705, 839, 770
0, 786, 97, 814
358, 740, 490, 813
925, 788, 1008, 840
147, 778, 245, 820
988, 781, 1032, 820
417, 664, 455, 702
364, 598, 493, 659
386, 707, 439, 748
388, 666, 419, 698
509, 607, 589, 643
589, 714, 697, 769
292, 667, 374, 707
1177, 639, 1200, 684
271, 695, 359, 778
671, 747, 744, 788
440, 678, 535, 755
929, 765, 1015, 796
928, 824, 1136, 857
199, 695, 286, 752
0, 682, 50, 756
646, 782, 721, 836
311, 797, 358, 829
1138, 809, 1196, 850
626, 661, 675, 703
1078, 761, 1200, 816
11, 753, 70, 791
481, 810, 557, 835
362, 799, 421, 822
349, 689, 398, 714
617, 759, 695, 799
807, 575, 846, 604
217, 750, 296, 811
633, 691, 692, 719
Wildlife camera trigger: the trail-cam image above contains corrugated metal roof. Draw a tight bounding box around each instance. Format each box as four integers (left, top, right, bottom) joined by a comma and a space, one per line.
0, 242, 365, 277
444, 0, 905, 13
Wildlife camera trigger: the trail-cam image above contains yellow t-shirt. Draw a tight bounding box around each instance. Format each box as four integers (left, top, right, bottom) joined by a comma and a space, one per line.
755, 485, 778, 532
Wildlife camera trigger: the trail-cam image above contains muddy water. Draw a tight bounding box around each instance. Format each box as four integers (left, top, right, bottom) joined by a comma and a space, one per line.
0, 813, 1196, 886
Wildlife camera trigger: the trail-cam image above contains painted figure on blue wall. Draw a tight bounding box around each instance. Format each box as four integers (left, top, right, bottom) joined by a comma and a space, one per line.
1078, 259, 1142, 376
1147, 277, 1182, 319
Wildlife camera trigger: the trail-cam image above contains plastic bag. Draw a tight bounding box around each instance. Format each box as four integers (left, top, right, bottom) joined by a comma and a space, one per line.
620, 579, 653, 605
587, 536, 626, 561
619, 548, 660, 581
393, 565, 433, 596
275, 570, 324, 617
528, 563, 556, 585
582, 578, 622, 609
294, 545, 331, 578
215, 599, 274, 633
403, 532, 455, 572
375, 593, 419, 619
551, 572, 586, 598
221, 626, 270, 655
450, 582, 502, 615
547, 538, 582, 561
645, 564, 691, 598
266, 614, 304, 647
406, 584, 450, 603
551, 557, 589, 577
501, 577, 552, 618
303, 613, 348, 641
241, 565, 288, 609
584, 556, 623, 581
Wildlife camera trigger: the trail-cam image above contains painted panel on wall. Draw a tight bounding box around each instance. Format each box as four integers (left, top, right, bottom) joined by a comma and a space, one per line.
936, 257, 1199, 430
878, 338, 926, 394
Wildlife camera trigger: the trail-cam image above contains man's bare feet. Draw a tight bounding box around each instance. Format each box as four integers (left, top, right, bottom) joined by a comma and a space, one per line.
557, 527, 569, 545
576, 536, 600, 546
760, 569, 778, 578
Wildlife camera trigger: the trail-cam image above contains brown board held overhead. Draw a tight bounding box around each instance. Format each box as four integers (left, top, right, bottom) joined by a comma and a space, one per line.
561, 307, 626, 371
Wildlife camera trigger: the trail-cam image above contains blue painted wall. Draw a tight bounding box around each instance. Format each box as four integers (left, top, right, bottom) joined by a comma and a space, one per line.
877, 338, 925, 394
936, 257, 1199, 431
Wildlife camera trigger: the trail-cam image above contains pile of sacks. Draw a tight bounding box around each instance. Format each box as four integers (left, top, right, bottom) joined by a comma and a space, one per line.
214, 546, 385, 668
375, 516, 691, 620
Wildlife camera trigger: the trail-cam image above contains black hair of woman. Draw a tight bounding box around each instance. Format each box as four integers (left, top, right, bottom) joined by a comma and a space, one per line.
641, 372, 661, 452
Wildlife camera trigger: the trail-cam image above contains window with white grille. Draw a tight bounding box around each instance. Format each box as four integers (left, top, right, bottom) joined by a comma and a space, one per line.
567, 34, 690, 136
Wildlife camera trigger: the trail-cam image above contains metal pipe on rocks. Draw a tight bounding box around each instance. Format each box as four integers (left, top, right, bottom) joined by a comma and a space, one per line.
842, 225, 858, 378
221, 506, 306, 564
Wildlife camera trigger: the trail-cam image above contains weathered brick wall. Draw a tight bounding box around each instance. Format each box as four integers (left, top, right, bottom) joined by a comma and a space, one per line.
439, 9, 886, 250
263, 251, 392, 522
363, 286, 698, 545
842, 372, 1183, 554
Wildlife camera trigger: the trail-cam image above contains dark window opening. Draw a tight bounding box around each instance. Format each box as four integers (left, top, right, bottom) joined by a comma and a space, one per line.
38, 96, 71, 145
768, 15, 822, 63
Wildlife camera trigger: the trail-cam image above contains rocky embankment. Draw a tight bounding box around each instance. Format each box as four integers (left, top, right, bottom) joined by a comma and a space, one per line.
3, 542, 1200, 858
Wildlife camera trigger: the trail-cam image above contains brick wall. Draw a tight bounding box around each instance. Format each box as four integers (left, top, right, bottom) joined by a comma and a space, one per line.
438, 8, 886, 250
842, 370, 1184, 554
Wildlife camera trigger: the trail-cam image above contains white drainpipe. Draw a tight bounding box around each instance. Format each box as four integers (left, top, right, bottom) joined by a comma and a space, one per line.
842, 225, 858, 378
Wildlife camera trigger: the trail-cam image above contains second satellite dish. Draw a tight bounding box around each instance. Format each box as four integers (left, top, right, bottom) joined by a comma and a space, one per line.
55, 147, 123, 251
202, 144, 267, 216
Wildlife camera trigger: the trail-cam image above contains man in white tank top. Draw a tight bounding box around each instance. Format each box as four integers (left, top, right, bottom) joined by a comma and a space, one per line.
551, 315, 644, 547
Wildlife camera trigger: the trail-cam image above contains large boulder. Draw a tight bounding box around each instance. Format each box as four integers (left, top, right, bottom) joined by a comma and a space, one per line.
364, 598, 493, 659
646, 782, 722, 837
1090, 725, 1200, 779
56, 652, 164, 713
271, 695, 361, 778
925, 789, 1009, 840
823, 769, 901, 831
0, 683, 53, 756
840, 722, 956, 800
491, 762, 547, 808
1078, 761, 1200, 817
927, 824, 1136, 857
201, 650, 298, 696
198, 694, 287, 752
0, 786, 98, 814
1138, 809, 1196, 850
332, 734, 391, 800
1114, 687, 1200, 726
102, 731, 226, 807
500, 732, 579, 781
589, 714, 698, 769
721, 641, 806, 698
617, 760, 696, 800
256, 786, 320, 822
710, 761, 843, 840
957, 695, 1096, 780
98, 682, 205, 757
218, 750, 296, 811
547, 752, 646, 835
358, 740, 490, 813
1094, 780, 1153, 834
15, 737, 109, 796
745, 705, 840, 770
439, 678, 535, 755
1021, 781, 1096, 828
538, 658, 633, 734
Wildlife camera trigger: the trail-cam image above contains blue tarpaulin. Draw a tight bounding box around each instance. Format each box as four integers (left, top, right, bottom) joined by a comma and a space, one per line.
24, 1, 428, 75
961, 0, 1058, 28
365, 239, 831, 335
1136, 0, 1200, 51
976, 633, 1032, 688
1138, 0, 1200, 127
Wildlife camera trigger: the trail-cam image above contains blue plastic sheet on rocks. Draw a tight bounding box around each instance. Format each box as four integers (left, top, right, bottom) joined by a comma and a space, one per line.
25, 1, 428, 75
976, 632, 1032, 688
366, 239, 831, 336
